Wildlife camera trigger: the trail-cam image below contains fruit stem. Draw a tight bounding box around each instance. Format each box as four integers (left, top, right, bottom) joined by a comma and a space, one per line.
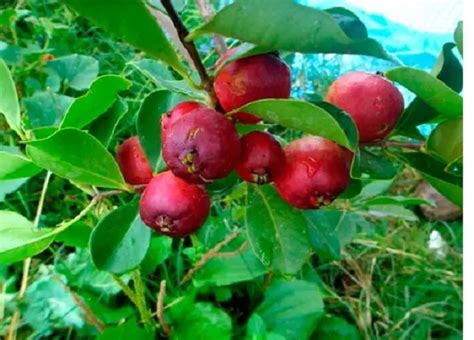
132, 270, 155, 331
361, 140, 424, 150
160, 0, 223, 111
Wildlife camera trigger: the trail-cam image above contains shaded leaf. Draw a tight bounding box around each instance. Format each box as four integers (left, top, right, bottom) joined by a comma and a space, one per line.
0, 58, 22, 136
140, 235, 172, 276
89, 98, 129, 147
24, 92, 74, 128
0, 146, 42, 180
46, 54, 99, 91
427, 118, 462, 163
90, 201, 151, 274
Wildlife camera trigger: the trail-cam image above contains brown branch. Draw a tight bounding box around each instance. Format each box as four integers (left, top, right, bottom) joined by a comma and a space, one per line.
215, 240, 249, 258
180, 229, 240, 285
195, 0, 227, 56
156, 280, 171, 337
160, 0, 222, 111
360, 140, 424, 150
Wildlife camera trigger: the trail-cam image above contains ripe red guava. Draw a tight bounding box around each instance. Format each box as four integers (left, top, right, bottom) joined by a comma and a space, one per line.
214, 50, 291, 124
326, 71, 404, 143
116, 136, 153, 186
139, 171, 210, 237
161, 101, 206, 143
235, 131, 285, 184
275, 136, 351, 209
162, 107, 241, 183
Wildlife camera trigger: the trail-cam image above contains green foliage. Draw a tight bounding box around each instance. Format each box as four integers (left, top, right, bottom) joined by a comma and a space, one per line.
0, 58, 22, 137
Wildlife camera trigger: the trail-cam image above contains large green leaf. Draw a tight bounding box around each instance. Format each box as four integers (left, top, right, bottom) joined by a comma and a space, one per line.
394, 43, 463, 137
357, 148, 398, 179
98, 318, 153, 340
303, 211, 341, 262
427, 118, 462, 163
26, 128, 128, 190
313, 315, 361, 340
254, 279, 324, 339
136, 90, 185, 171
245, 185, 310, 275
236, 99, 357, 150
0, 146, 42, 180
386, 67, 462, 121
454, 21, 463, 57
0, 211, 64, 264
60, 75, 131, 129
90, 201, 151, 274
193, 248, 267, 287
190, 0, 392, 61
0, 58, 22, 136
89, 98, 129, 147
169, 300, 232, 340
46, 54, 99, 91
140, 235, 172, 276
63, 0, 187, 75
391, 151, 462, 207
24, 92, 74, 128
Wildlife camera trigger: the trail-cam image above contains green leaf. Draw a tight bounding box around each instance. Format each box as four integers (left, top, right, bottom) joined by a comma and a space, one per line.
26, 128, 128, 190
325, 7, 368, 40
385, 67, 462, 121
169, 301, 232, 340
90, 201, 151, 274
0, 178, 27, 202
213, 43, 274, 75
0, 210, 63, 264
190, 0, 392, 61
140, 235, 172, 276
0, 146, 42, 180
60, 75, 131, 129
390, 151, 462, 207
98, 318, 153, 340
55, 222, 91, 248
367, 204, 418, 222
46, 54, 99, 91
427, 118, 462, 163
137, 90, 184, 171
254, 279, 324, 339
0, 58, 22, 136
24, 92, 74, 128
361, 196, 434, 208
89, 98, 129, 147
313, 315, 361, 340
63, 0, 187, 75
193, 248, 267, 287
245, 185, 310, 275
303, 211, 341, 262
395, 43, 463, 136
358, 148, 398, 179
130, 59, 206, 99
236, 99, 357, 150
454, 21, 463, 57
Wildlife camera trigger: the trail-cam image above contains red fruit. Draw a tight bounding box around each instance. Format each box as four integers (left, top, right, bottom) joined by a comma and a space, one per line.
139, 171, 210, 237
236, 131, 285, 184
326, 71, 404, 143
161, 101, 206, 143
214, 52, 291, 124
275, 136, 351, 209
116, 136, 153, 186
162, 108, 241, 184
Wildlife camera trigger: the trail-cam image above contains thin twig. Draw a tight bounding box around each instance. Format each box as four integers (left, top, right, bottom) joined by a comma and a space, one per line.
55, 276, 106, 333
160, 0, 222, 110
180, 229, 240, 285
360, 140, 424, 150
195, 0, 227, 56
156, 280, 171, 337
215, 240, 249, 258
7, 171, 52, 340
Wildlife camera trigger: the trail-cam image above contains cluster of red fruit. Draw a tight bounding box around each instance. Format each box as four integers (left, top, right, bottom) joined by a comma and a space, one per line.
116, 50, 404, 238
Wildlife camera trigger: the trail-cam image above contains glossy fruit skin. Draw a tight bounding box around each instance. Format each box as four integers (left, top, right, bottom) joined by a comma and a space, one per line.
139, 171, 210, 237
214, 51, 291, 124
235, 131, 285, 184
162, 108, 241, 184
116, 136, 153, 186
161, 101, 206, 143
326, 71, 404, 143
275, 136, 351, 209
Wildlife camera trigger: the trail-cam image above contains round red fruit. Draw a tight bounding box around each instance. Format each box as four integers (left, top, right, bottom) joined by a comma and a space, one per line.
275, 136, 351, 209
236, 131, 285, 184
326, 71, 404, 143
214, 51, 291, 124
161, 101, 206, 143
116, 136, 153, 186
139, 171, 210, 237
162, 108, 241, 184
